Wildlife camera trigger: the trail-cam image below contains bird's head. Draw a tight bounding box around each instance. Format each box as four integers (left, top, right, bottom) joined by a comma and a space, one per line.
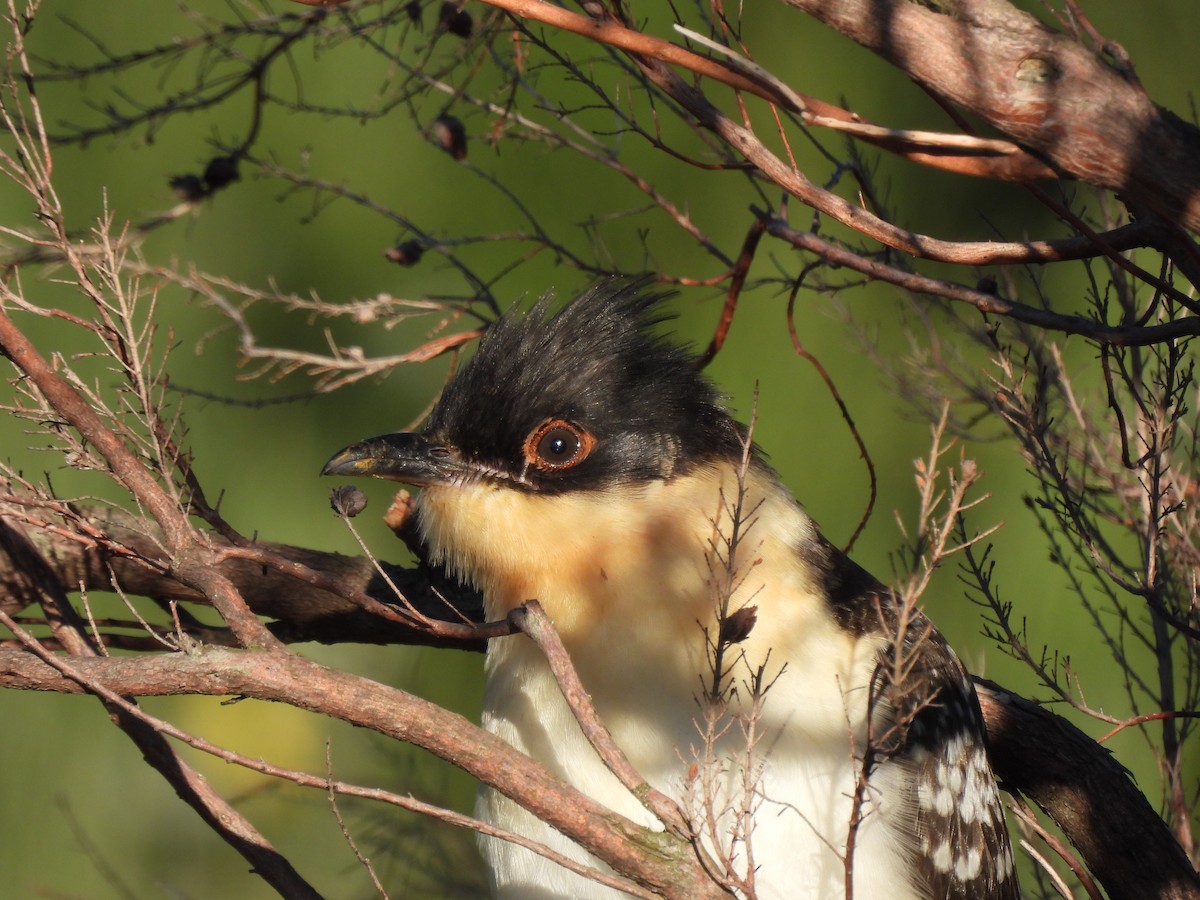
322, 280, 748, 495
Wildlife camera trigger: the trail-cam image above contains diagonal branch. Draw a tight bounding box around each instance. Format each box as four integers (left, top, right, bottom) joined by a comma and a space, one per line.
0, 605, 323, 899
508, 601, 691, 837
0, 641, 728, 900
781, 0, 1200, 232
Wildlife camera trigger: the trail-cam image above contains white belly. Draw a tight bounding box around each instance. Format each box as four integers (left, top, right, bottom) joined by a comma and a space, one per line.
476, 639, 920, 900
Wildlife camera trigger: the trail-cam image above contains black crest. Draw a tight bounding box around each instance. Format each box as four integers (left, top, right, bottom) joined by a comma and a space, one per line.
424, 279, 746, 491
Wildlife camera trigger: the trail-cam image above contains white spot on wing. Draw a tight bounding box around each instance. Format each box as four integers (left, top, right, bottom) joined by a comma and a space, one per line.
955, 846, 983, 880
932, 841, 953, 873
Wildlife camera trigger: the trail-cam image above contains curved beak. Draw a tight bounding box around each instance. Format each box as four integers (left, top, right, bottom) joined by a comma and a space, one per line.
321, 433, 462, 486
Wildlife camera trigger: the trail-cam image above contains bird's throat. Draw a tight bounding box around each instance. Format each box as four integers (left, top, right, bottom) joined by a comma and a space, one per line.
416, 463, 784, 636
414, 461, 876, 697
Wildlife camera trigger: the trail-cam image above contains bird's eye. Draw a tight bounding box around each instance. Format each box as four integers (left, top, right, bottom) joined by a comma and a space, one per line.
538, 427, 577, 461
524, 419, 595, 472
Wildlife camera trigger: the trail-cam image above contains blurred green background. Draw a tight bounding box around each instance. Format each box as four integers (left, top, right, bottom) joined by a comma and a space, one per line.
1, 1, 1197, 896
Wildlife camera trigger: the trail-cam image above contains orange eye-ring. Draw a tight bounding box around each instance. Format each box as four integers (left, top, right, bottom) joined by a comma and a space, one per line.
523, 419, 595, 472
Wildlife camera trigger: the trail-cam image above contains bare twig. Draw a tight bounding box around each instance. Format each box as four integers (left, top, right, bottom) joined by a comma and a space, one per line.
507, 600, 692, 838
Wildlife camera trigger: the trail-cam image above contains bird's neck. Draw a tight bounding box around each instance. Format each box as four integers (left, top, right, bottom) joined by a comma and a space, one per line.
417, 461, 806, 630
416, 461, 885, 729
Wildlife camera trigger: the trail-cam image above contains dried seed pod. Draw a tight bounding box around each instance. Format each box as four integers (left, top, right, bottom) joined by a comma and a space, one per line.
432, 115, 467, 160
438, 2, 472, 38
329, 485, 368, 518
384, 240, 425, 267
203, 155, 241, 190
718, 605, 758, 645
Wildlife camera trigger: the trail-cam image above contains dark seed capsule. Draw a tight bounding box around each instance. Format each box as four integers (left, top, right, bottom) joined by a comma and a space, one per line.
330, 485, 368, 518
203, 156, 241, 190
976, 275, 998, 294
719, 605, 758, 645
438, 2, 472, 38
432, 115, 467, 160
385, 240, 425, 267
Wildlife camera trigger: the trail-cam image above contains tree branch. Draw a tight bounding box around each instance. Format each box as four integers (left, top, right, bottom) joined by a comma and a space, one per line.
0, 494, 488, 650
0, 607, 324, 899
782, 0, 1200, 232
0, 641, 727, 899
3, 501, 1196, 896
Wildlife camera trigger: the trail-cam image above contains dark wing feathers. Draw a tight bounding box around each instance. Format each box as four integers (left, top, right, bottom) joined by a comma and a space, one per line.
807, 537, 1019, 898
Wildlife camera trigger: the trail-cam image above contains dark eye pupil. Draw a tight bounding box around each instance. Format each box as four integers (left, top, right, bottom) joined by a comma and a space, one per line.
524, 420, 594, 473
538, 427, 579, 461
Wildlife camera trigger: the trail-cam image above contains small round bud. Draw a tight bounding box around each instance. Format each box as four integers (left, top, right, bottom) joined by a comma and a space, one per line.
432, 115, 467, 160
404, 0, 423, 25
330, 485, 368, 518
385, 240, 425, 266
203, 156, 241, 191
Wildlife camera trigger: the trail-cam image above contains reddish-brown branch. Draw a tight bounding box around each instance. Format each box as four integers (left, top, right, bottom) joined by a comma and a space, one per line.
644, 57, 1188, 275
1098, 710, 1200, 744
781, 0, 1200, 232
289, 0, 1056, 182
481, 0, 1067, 181
1008, 797, 1104, 900
0, 496, 499, 650
785, 283, 876, 554
0, 607, 323, 899
5, 645, 1195, 899
285, 0, 1198, 323
446, 0, 1200, 234
0, 643, 727, 900
760, 214, 1200, 346
700, 218, 763, 366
